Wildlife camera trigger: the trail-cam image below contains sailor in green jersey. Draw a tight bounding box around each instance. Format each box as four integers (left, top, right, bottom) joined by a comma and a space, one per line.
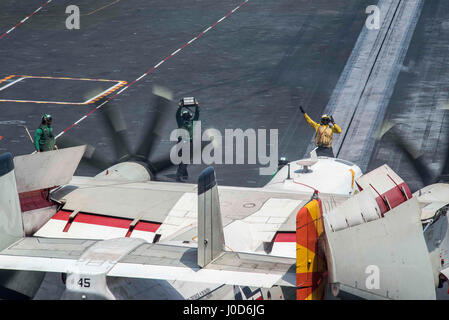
34, 114, 57, 152
176, 97, 199, 181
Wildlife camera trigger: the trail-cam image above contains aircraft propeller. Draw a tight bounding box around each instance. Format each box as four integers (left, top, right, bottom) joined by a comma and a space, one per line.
378, 122, 449, 188
57, 87, 176, 180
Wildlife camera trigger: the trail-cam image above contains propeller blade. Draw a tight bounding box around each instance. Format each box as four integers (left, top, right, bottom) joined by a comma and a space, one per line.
147, 154, 175, 175
135, 86, 173, 162
99, 101, 132, 162
437, 145, 449, 183
386, 126, 435, 186
56, 135, 112, 170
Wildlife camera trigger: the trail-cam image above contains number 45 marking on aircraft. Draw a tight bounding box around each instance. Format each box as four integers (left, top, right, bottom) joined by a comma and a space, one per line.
78, 278, 91, 288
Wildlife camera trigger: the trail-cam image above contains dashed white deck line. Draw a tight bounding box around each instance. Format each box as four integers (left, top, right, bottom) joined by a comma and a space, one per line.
57, 0, 250, 139
115, 87, 128, 96
0, 0, 52, 40
171, 48, 181, 56
154, 61, 165, 69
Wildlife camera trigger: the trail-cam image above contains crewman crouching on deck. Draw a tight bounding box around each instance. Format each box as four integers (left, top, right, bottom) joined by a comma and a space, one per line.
300, 106, 341, 157
34, 114, 57, 152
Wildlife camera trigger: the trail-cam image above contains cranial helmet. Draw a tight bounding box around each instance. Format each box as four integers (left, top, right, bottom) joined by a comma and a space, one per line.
321, 114, 331, 124
42, 114, 52, 124
181, 110, 192, 120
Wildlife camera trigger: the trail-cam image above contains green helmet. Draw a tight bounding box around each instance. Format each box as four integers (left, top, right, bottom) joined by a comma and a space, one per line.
41, 114, 52, 124
181, 110, 192, 120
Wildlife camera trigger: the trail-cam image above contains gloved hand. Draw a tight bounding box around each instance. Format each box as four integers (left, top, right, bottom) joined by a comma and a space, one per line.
299, 106, 305, 114
330, 115, 335, 124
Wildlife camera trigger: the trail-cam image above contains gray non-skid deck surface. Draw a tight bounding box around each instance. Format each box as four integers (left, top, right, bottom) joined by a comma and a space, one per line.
365, 2, 449, 299
0, 77, 119, 103
0, 0, 371, 187
368, 0, 449, 193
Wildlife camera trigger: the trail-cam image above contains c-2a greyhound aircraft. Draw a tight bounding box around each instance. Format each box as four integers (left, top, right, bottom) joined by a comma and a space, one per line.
0, 89, 448, 300
0, 139, 448, 300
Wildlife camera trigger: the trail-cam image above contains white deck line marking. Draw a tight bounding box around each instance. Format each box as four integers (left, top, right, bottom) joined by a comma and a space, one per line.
0, 0, 52, 40
0, 77, 25, 92
115, 86, 129, 95
57, 0, 250, 138
154, 61, 165, 69
203, 26, 212, 33
171, 48, 181, 56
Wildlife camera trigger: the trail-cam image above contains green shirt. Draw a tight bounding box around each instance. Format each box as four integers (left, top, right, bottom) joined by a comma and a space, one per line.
34, 124, 55, 152
176, 106, 199, 141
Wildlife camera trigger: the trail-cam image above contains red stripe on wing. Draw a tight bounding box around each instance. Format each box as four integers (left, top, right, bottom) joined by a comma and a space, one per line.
52, 210, 161, 233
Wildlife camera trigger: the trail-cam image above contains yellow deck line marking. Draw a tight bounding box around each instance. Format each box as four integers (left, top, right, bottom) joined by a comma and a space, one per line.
0, 75, 127, 105
85, 0, 121, 16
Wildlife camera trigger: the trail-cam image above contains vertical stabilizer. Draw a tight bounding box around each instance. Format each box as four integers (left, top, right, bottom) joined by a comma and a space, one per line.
197, 167, 224, 267
0, 153, 24, 251
296, 193, 327, 300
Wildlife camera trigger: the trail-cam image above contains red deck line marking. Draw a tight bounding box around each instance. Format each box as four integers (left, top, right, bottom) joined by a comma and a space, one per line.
55, 0, 250, 139
0, 0, 52, 41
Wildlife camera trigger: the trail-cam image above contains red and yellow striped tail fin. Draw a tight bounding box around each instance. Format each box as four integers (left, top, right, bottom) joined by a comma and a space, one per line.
296, 193, 327, 300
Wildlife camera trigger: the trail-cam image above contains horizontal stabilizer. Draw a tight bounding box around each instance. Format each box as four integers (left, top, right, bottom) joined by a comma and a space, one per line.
0, 237, 296, 291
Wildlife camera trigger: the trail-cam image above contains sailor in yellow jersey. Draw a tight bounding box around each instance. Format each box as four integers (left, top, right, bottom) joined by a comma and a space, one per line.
300, 106, 341, 157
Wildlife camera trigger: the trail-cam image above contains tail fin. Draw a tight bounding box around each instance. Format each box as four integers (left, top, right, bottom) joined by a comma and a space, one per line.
0, 153, 24, 251
197, 167, 225, 267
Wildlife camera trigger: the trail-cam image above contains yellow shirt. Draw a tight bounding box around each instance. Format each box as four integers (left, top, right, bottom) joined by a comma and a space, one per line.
304, 113, 341, 147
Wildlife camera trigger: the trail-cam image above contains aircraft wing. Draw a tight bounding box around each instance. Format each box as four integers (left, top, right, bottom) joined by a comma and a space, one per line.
0, 237, 295, 297
0, 165, 297, 299
38, 174, 348, 257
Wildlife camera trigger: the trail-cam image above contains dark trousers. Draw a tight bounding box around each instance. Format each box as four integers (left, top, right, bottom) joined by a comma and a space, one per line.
177, 140, 193, 179
316, 146, 335, 157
